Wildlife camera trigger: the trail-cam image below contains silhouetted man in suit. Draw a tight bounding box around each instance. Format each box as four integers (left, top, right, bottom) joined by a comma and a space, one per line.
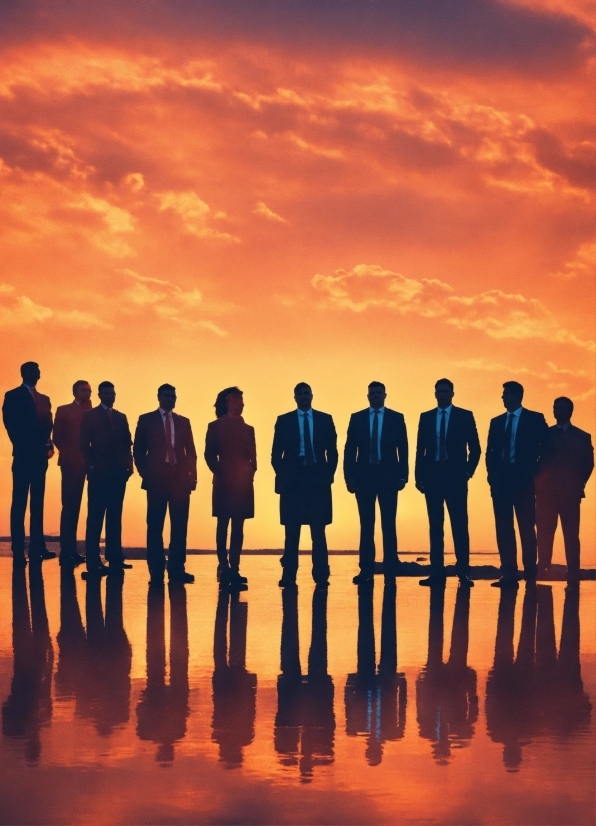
80, 381, 133, 577
53, 380, 92, 567
2, 362, 56, 565
133, 384, 197, 586
487, 381, 551, 588
272, 383, 338, 587
536, 397, 593, 584
415, 378, 481, 588
344, 382, 408, 585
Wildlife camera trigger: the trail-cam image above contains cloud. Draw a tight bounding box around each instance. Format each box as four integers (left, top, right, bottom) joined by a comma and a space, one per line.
68, 193, 136, 257
0, 283, 108, 328
551, 242, 595, 278
312, 264, 595, 351
253, 201, 286, 223
156, 191, 237, 241
453, 358, 594, 399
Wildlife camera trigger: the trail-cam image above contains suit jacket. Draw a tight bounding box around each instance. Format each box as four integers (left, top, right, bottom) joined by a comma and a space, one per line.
133, 410, 197, 492
54, 401, 91, 469
2, 384, 53, 461
271, 409, 338, 494
415, 406, 481, 485
80, 406, 133, 474
486, 408, 551, 490
537, 424, 594, 499
344, 408, 408, 490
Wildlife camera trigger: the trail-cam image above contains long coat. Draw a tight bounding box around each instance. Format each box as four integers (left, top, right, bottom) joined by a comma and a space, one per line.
205, 416, 256, 519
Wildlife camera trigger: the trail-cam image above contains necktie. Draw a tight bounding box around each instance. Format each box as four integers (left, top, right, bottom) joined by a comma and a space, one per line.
504, 413, 513, 462
439, 409, 447, 463
106, 407, 113, 426
371, 410, 380, 464
165, 413, 175, 464
303, 413, 314, 464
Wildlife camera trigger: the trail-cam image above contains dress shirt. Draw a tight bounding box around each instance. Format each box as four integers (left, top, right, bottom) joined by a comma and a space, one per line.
557, 423, 570, 432
369, 406, 385, 461
434, 405, 452, 461
505, 406, 523, 462
159, 407, 176, 462
101, 403, 112, 411
22, 383, 34, 395
297, 408, 316, 461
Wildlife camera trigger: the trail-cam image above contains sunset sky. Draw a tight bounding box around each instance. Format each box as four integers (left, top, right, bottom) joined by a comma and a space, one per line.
0, 0, 594, 559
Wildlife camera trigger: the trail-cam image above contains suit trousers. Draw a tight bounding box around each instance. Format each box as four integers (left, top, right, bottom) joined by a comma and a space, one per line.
355, 469, 399, 578
491, 471, 537, 579
10, 457, 48, 556
536, 489, 581, 576
59, 466, 86, 558
85, 469, 128, 568
423, 464, 469, 575
146, 469, 190, 576
282, 522, 329, 583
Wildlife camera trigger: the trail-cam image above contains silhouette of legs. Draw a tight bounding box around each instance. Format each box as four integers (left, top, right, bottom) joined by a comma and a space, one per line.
355, 483, 398, 578
282, 522, 329, 584
59, 467, 86, 561
216, 517, 245, 579
425, 472, 469, 576
492, 482, 537, 580
10, 460, 48, 559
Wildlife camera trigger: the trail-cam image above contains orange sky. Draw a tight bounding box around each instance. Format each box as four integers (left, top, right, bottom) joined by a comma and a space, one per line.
0, 0, 594, 559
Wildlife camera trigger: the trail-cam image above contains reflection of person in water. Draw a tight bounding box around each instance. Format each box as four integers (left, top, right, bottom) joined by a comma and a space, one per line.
486, 583, 591, 771
136, 583, 190, 763
77, 573, 131, 736
54, 566, 86, 701
345, 582, 406, 766
211, 591, 257, 767
2, 562, 54, 765
275, 586, 335, 781
416, 585, 478, 765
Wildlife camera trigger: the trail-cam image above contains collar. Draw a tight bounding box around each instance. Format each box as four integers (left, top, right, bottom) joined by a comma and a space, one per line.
369, 406, 385, 414
436, 405, 452, 414
298, 408, 312, 415
101, 403, 113, 411
507, 406, 523, 418
158, 407, 172, 416
557, 422, 571, 431
22, 383, 34, 391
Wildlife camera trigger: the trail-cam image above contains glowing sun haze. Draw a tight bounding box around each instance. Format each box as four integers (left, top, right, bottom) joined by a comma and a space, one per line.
0, 0, 594, 557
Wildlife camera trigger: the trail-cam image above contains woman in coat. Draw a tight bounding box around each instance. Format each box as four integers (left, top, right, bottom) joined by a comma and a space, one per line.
205, 387, 256, 587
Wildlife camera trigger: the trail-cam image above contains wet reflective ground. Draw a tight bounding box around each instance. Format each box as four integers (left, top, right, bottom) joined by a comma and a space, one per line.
0, 556, 593, 825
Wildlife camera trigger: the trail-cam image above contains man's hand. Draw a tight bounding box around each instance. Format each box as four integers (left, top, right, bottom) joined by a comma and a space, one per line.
415, 482, 425, 493
47, 446, 55, 459
397, 479, 406, 492
346, 482, 356, 494
190, 478, 197, 491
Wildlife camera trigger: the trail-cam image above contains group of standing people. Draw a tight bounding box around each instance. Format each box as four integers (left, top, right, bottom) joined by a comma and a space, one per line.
2, 362, 593, 589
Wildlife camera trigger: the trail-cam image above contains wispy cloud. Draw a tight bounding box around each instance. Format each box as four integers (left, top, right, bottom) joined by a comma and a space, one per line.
312, 264, 595, 351
0, 283, 108, 329
156, 191, 238, 241
253, 201, 286, 223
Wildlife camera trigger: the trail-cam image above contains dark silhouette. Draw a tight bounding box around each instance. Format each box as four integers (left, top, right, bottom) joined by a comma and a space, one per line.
344, 382, 409, 585
272, 383, 338, 587
78, 573, 131, 736
2, 562, 54, 764
345, 582, 407, 765
275, 586, 335, 781
80, 381, 133, 576
486, 381, 551, 587
415, 379, 481, 587
2, 362, 55, 564
486, 583, 591, 771
415, 585, 478, 764
133, 384, 197, 586
211, 591, 257, 767
205, 387, 256, 589
53, 379, 92, 567
136, 583, 190, 764
536, 397, 594, 584
54, 566, 86, 702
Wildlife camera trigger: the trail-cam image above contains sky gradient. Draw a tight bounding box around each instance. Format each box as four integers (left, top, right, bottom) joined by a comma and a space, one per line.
0, 0, 594, 558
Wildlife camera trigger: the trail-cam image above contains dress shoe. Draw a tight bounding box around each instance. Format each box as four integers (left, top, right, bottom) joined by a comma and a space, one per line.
12, 554, 27, 568
278, 578, 297, 588
458, 576, 474, 588
229, 571, 248, 584
32, 549, 56, 561
72, 553, 86, 566
82, 565, 109, 580
110, 560, 133, 569
490, 577, 519, 588
169, 571, 195, 584
60, 553, 86, 567
352, 574, 373, 585
217, 563, 231, 582
419, 576, 446, 587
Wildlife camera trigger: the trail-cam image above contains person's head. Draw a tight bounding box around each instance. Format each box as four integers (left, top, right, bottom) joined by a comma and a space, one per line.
502, 381, 524, 411
157, 383, 177, 412
214, 386, 243, 418
294, 382, 313, 411
98, 381, 116, 408
553, 396, 574, 425
367, 381, 386, 409
72, 380, 91, 404
20, 361, 40, 386
435, 378, 454, 409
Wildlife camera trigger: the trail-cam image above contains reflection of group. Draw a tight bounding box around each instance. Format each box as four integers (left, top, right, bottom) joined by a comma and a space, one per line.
3, 362, 594, 588
1, 564, 592, 774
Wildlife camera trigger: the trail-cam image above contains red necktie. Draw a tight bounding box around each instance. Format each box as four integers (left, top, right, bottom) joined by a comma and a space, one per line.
165, 413, 175, 464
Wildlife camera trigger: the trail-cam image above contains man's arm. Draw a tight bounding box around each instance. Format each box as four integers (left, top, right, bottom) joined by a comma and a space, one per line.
271, 416, 284, 475
343, 414, 358, 491
52, 407, 68, 454
184, 419, 198, 489
466, 411, 482, 477
536, 413, 552, 474
79, 411, 93, 470
396, 414, 408, 488
132, 416, 148, 479
122, 415, 134, 474
580, 433, 594, 487
414, 414, 426, 491
326, 416, 339, 481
